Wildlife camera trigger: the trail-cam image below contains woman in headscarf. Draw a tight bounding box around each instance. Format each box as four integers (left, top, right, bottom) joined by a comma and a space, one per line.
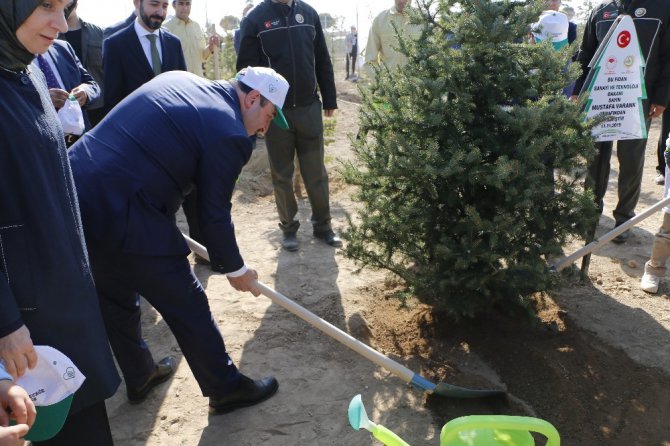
0, 1, 120, 444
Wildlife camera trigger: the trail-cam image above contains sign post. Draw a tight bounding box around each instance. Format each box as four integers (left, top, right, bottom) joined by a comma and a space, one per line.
582, 15, 647, 142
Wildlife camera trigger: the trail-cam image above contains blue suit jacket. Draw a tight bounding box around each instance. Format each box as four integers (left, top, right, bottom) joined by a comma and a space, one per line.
103, 12, 136, 41
69, 72, 252, 273
103, 23, 186, 113
46, 40, 100, 130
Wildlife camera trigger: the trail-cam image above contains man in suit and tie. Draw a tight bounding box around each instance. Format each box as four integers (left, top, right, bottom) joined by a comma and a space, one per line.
34, 39, 100, 141
68, 67, 288, 412
103, 0, 186, 113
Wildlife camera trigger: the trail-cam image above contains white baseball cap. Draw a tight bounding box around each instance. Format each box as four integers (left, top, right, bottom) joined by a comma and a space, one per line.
13, 346, 86, 442
236, 66, 290, 130
532, 11, 569, 50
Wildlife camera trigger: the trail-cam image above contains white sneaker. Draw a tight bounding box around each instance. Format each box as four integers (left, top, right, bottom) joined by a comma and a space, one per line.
655, 173, 665, 185
640, 273, 660, 294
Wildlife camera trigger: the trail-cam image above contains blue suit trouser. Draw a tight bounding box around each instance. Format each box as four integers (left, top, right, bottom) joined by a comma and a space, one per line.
88, 246, 240, 397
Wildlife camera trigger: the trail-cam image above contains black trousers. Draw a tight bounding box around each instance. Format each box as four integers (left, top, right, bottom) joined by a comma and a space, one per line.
345, 49, 357, 76
654, 108, 670, 174
32, 401, 113, 446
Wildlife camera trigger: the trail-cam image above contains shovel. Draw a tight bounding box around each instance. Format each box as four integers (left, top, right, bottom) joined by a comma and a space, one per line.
550, 195, 670, 273
183, 234, 505, 398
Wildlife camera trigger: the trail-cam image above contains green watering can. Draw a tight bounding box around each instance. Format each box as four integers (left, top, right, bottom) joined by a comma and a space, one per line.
348, 395, 560, 446
348, 394, 409, 446
440, 415, 560, 446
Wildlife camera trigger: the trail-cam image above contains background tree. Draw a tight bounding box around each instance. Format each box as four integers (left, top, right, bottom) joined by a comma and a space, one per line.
342, 0, 598, 318
203, 16, 237, 80
219, 15, 240, 32
319, 12, 337, 30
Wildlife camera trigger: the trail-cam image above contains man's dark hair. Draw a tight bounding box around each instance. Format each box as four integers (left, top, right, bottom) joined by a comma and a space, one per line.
64, 0, 78, 19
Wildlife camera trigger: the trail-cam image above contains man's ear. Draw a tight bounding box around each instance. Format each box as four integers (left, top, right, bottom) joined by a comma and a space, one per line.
243, 90, 262, 109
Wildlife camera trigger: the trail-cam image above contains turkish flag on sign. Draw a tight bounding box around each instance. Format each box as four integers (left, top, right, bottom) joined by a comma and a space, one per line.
617, 30, 631, 48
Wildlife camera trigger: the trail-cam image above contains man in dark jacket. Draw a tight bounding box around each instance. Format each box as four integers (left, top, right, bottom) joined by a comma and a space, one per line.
61, 0, 106, 127
68, 67, 288, 413
236, 0, 342, 252
572, 0, 670, 243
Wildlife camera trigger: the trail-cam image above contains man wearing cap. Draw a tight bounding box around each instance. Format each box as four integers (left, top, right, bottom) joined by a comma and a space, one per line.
68, 67, 289, 413
529, 0, 569, 50
237, 0, 342, 252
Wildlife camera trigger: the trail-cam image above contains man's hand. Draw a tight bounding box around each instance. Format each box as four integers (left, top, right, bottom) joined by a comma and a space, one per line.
70, 85, 88, 107
324, 109, 336, 118
0, 326, 36, 379
0, 424, 29, 446
0, 380, 36, 428
48, 88, 70, 110
208, 35, 220, 53
227, 269, 261, 296
649, 104, 666, 119
569, 95, 579, 102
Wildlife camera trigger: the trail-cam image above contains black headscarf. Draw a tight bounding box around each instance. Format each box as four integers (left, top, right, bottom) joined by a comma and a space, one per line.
0, 0, 43, 71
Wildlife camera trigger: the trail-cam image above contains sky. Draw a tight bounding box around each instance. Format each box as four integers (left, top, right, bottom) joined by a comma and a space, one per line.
78, 0, 588, 52
78, 0, 392, 29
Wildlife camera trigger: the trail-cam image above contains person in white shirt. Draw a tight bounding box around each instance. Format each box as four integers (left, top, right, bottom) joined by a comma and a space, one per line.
163, 0, 219, 77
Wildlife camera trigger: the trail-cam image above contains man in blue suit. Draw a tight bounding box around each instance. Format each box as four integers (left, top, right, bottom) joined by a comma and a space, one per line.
103, 0, 186, 113
34, 39, 100, 135
68, 67, 289, 413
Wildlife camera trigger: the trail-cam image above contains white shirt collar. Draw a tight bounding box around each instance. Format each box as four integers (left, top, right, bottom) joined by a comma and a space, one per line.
134, 17, 159, 39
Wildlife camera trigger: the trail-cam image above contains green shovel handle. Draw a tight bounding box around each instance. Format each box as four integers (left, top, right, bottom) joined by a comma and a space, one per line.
372, 424, 410, 446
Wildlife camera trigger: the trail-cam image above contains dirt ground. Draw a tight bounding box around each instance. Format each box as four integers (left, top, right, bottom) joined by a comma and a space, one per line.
106, 58, 670, 445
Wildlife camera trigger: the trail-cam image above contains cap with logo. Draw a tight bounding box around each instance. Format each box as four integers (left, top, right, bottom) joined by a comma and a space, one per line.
236, 66, 290, 130
532, 11, 569, 50
12, 345, 86, 442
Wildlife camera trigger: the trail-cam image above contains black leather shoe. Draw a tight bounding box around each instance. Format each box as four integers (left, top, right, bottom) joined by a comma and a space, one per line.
209, 375, 278, 414
127, 356, 176, 404
612, 229, 630, 244
281, 232, 299, 252
314, 230, 343, 248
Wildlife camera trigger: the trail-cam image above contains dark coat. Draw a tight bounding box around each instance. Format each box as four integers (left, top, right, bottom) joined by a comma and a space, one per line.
69, 72, 252, 273
103, 12, 136, 41
573, 0, 670, 105
44, 39, 100, 130
567, 21, 577, 45
0, 66, 119, 413
102, 23, 186, 112
236, 0, 337, 109
59, 19, 105, 111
